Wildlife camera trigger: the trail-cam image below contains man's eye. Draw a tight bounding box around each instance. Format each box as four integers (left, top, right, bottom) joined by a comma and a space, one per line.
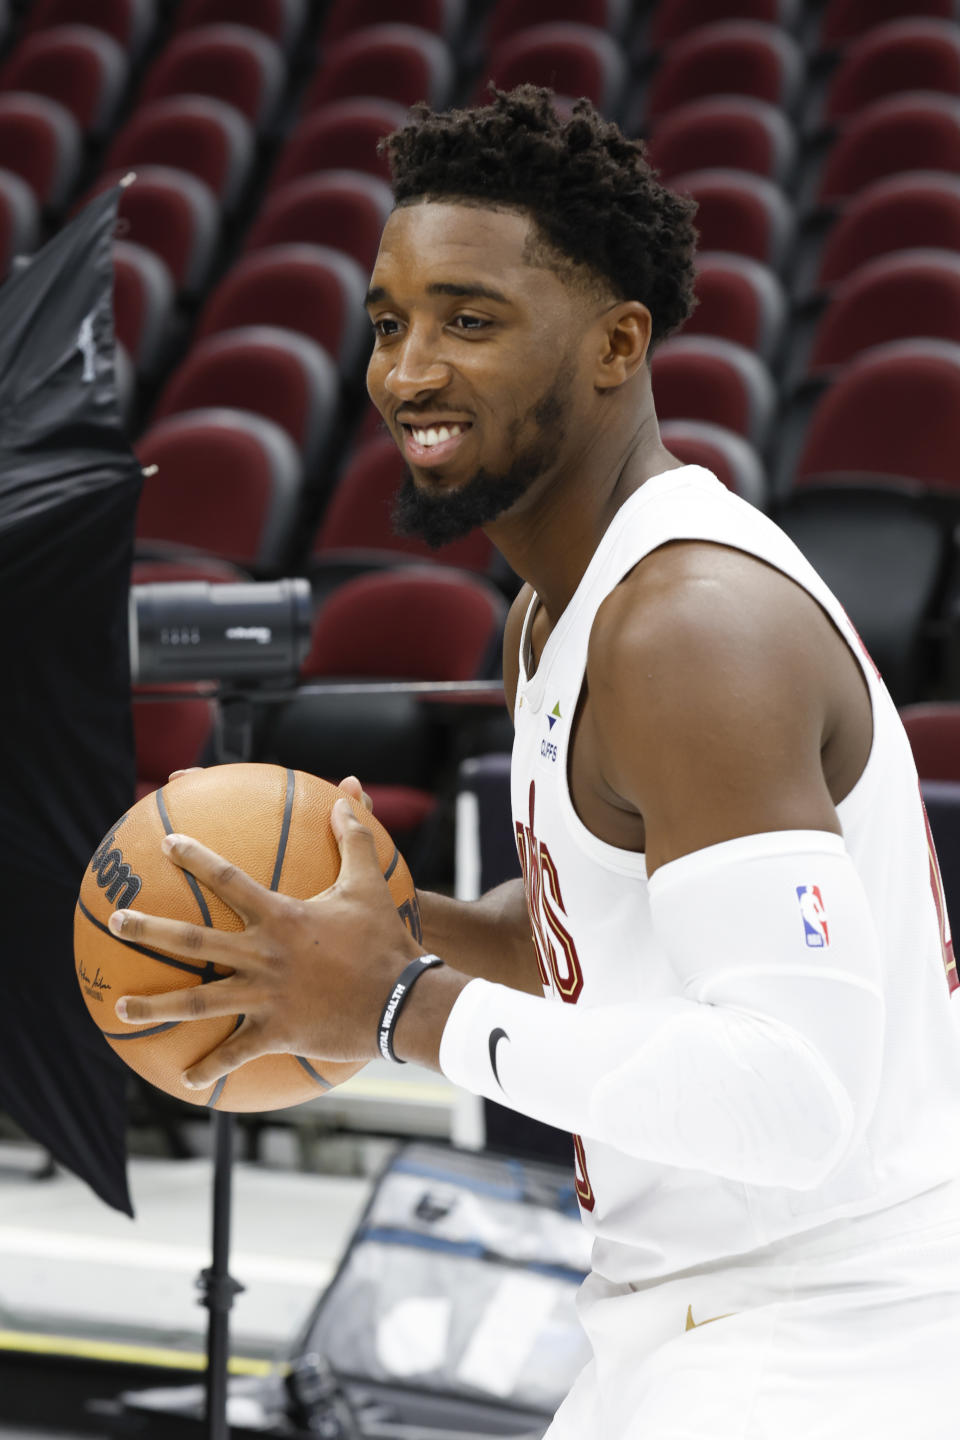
452, 315, 489, 331
372, 317, 400, 337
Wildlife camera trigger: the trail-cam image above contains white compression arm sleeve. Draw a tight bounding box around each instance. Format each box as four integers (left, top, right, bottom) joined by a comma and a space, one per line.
439, 831, 885, 1190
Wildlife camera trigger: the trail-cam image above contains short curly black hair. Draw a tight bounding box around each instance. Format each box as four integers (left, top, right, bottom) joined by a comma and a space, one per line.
380, 85, 699, 350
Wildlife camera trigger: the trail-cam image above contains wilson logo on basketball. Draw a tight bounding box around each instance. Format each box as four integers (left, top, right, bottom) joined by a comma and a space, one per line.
89, 826, 143, 909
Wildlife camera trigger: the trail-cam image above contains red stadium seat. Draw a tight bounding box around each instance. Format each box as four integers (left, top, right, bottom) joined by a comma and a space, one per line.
244, 171, 393, 270
303, 568, 506, 681
900, 704, 960, 781
135, 408, 304, 571
648, 0, 799, 48
153, 325, 340, 471
113, 238, 175, 377
139, 23, 285, 129
486, 0, 631, 49
198, 247, 368, 383
669, 169, 794, 270
478, 24, 628, 116
652, 335, 777, 448
790, 339, 960, 493
174, 0, 305, 52
268, 98, 406, 190
0, 24, 127, 136
810, 173, 960, 296
0, 169, 40, 277
0, 92, 81, 210
195, 243, 369, 380
105, 96, 254, 211
646, 97, 796, 186
643, 22, 803, 124
822, 19, 960, 127
303, 24, 455, 111
682, 251, 787, 363
312, 435, 495, 573
804, 250, 960, 376
23, 0, 155, 56
89, 165, 219, 297
816, 0, 960, 53
813, 94, 960, 208
660, 419, 768, 508
321, 0, 466, 47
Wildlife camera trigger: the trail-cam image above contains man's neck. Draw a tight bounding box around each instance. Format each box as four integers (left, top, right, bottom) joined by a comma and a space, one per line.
486, 413, 684, 624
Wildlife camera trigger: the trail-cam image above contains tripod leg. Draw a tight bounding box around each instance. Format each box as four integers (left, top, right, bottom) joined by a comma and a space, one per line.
198, 1110, 245, 1440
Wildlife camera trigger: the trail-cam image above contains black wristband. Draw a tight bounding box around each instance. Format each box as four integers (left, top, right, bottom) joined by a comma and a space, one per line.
377, 954, 444, 1064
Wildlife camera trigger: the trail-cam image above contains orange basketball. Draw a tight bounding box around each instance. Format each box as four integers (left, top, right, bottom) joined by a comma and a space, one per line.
74, 764, 422, 1112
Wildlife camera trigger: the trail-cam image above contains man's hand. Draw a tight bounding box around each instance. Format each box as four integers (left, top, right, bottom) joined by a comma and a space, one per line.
108, 797, 427, 1088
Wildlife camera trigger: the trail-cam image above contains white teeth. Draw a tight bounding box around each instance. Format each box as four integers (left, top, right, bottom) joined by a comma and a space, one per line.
411, 423, 465, 447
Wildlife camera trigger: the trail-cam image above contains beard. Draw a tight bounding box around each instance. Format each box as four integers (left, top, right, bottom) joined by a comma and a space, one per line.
391, 364, 572, 549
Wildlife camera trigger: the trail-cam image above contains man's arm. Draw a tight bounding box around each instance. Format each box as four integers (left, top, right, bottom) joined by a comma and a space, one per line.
417, 884, 542, 994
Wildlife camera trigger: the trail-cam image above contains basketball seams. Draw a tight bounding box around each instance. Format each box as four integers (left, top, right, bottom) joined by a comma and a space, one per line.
102, 1020, 180, 1041
76, 898, 207, 978
295, 1055, 333, 1091
269, 768, 296, 893
156, 786, 213, 928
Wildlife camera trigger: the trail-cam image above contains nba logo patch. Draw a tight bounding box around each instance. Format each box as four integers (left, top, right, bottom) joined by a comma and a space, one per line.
796, 885, 830, 947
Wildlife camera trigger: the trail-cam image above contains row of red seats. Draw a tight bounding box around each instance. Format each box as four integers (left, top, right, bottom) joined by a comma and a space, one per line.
115, 0, 960, 714
4, 0, 960, 829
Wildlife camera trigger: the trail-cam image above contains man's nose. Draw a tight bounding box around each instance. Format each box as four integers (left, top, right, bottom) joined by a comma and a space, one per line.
384, 331, 450, 401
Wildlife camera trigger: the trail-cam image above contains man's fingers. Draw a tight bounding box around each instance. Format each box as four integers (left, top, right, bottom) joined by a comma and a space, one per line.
339, 775, 373, 813
331, 798, 381, 882
115, 975, 241, 1026
108, 907, 247, 964
182, 1022, 266, 1091
159, 833, 265, 923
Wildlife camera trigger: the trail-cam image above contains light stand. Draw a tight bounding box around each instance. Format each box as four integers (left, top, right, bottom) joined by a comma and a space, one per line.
198, 1108, 243, 1440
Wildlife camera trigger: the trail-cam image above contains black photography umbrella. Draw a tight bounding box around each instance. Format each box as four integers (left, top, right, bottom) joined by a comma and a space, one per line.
0, 181, 142, 1216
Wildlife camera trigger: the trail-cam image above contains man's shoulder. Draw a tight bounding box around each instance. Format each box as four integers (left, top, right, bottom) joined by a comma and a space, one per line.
590, 539, 825, 668
584, 539, 843, 739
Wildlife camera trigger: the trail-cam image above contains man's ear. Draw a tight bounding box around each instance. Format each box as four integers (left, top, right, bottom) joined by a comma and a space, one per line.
593, 301, 653, 390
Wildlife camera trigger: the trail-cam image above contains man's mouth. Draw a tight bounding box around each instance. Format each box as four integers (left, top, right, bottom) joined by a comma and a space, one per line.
400, 420, 472, 467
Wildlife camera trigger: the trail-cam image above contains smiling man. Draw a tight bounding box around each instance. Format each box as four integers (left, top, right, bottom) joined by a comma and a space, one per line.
111, 88, 960, 1438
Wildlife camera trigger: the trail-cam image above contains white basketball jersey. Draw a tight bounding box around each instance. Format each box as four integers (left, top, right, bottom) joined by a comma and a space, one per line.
511, 465, 960, 1285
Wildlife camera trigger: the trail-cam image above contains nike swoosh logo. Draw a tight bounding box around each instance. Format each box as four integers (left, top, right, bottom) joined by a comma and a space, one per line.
685, 1305, 734, 1332
488, 1027, 509, 1090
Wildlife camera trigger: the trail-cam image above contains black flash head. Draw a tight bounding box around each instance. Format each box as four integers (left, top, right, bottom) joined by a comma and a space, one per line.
130, 578, 313, 686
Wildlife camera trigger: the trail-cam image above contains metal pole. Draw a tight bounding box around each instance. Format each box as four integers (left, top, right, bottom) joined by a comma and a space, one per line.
198, 1110, 244, 1440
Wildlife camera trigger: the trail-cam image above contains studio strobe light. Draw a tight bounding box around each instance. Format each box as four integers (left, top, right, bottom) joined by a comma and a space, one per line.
130, 578, 313, 686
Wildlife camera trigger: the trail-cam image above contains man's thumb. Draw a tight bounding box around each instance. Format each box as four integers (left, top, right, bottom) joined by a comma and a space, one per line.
331, 797, 378, 875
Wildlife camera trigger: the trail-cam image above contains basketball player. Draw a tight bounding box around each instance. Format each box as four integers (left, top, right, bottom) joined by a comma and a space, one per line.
111, 89, 960, 1437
